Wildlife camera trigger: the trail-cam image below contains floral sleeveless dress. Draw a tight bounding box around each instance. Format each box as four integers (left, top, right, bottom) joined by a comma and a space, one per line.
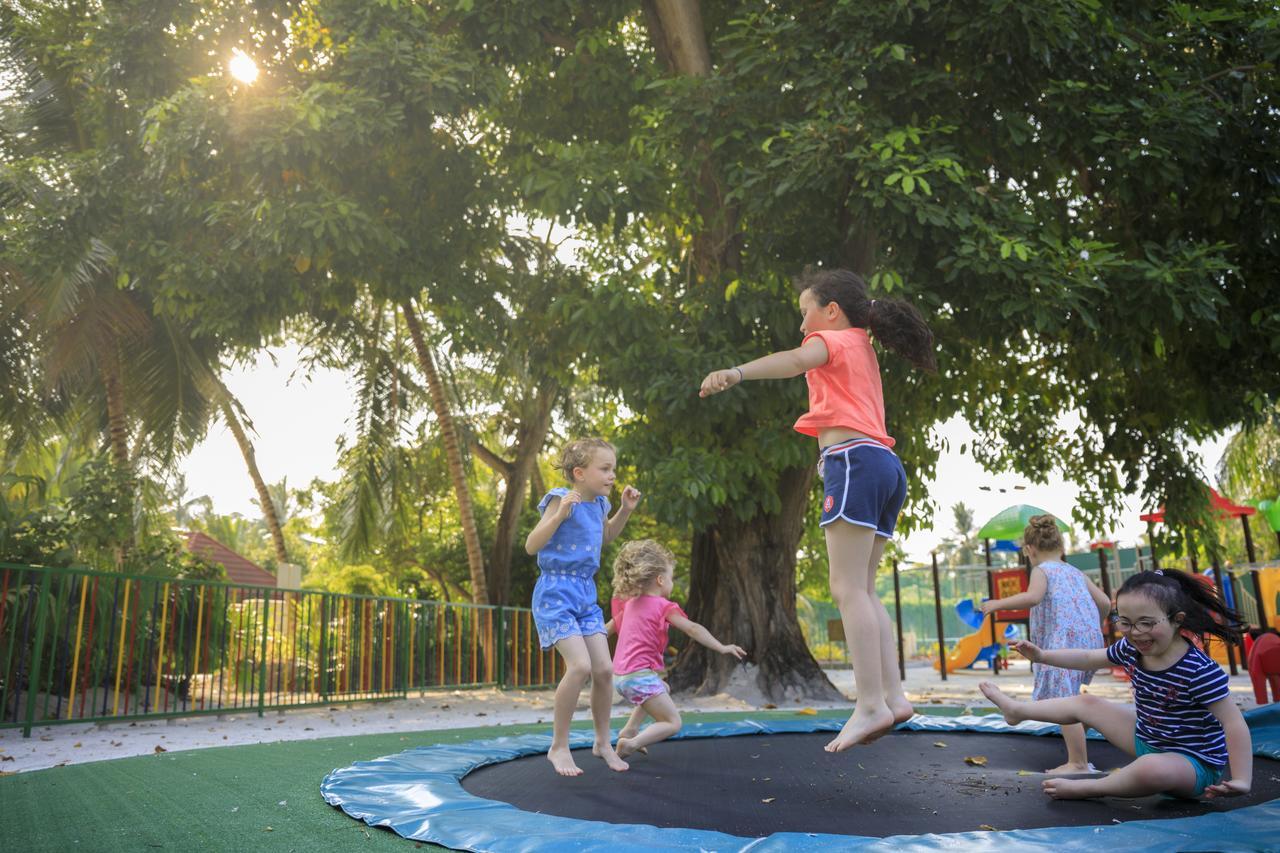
1030, 560, 1104, 700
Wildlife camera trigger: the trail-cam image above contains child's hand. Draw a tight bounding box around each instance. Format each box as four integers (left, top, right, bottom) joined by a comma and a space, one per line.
1009, 639, 1042, 662
720, 643, 747, 660
557, 490, 582, 519
620, 485, 642, 511
699, 368, 741, 398
979, 600, 996, 616
1203, 778, 1250, 799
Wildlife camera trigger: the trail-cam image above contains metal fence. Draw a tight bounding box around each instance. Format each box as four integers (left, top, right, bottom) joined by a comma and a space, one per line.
0, 563, 560, 736
800, 556, 1280, 667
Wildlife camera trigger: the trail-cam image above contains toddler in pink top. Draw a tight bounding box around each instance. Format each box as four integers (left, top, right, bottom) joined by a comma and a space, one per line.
606, 540, 746, 758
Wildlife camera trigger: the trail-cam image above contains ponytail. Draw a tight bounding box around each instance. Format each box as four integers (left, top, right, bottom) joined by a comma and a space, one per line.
1116, 569, 1243, 645
796, 268, 936, 372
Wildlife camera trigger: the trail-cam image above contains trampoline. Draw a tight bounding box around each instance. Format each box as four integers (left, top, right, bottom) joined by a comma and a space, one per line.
322, 707, 1280, 851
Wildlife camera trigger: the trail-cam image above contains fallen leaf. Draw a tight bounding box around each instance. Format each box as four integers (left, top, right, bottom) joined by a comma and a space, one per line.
796, 708, 818, 716
761, 798, 775, 804
154, 745, 167, 754
979, 824, 997, 831
73, 742, 82, 748
476, 712, 487, 717
1, 755, 14, 762
1016, 770, 1035, 776
933, 741, 947, 748
264, 826, 274, 832
964, 756, 988, 766
763, 703, 777, 709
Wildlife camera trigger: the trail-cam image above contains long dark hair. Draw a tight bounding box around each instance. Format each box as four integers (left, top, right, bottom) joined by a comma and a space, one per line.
1116, 568, 1243, 645
796, 268, 936, 371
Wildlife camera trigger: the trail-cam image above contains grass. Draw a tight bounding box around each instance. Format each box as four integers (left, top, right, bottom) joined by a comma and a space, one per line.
2, 707, 974, 852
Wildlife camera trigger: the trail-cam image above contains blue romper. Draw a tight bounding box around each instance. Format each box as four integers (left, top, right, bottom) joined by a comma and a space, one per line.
532, 488, 610, 649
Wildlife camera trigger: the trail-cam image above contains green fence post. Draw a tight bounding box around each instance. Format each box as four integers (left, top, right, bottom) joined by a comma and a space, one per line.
317, 595, 329, 704
22, 571, 53, 738
257, 595, 271, 717
496, 607, 507, 689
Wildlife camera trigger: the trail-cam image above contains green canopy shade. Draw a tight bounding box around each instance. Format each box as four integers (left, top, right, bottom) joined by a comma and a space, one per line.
977, 504, 1070, 541
1258, 498, 1280, 533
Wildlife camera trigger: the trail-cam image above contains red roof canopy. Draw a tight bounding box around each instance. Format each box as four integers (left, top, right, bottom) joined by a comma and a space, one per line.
1088, 540, 1117, 551
1139, 486, 1257, 524
184, 531, 278, 588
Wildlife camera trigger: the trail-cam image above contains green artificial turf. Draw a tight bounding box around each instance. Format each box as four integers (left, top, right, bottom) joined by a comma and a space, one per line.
1, 706, 965, 852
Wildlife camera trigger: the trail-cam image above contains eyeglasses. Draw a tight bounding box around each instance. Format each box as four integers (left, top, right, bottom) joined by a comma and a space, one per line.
1110, 615, 1168, 634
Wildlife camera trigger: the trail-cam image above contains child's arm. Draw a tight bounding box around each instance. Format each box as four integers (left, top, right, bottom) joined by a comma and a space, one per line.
979, 568, 1046, 615
1086, 577, 1112, 620
604, 619, 616, 636
523, 492, 579, 555
1010, 639, 1110, 671
604, 486, 642, 544
1203, 697, 1252, 798
699, 336, 829, 397
667, 612, 747, 660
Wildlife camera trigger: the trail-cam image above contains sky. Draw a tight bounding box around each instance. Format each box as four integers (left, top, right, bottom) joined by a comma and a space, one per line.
181, 346, 1233, 564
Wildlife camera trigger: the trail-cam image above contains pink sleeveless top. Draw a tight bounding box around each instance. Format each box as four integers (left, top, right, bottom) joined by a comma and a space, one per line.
793, 328, 894, 447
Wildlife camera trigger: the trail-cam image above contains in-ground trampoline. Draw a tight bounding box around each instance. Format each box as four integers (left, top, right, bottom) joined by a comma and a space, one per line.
322, 706, 1280, 851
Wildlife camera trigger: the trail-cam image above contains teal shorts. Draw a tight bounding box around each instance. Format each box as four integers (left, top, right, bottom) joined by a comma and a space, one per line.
1134, 736, 1225, 797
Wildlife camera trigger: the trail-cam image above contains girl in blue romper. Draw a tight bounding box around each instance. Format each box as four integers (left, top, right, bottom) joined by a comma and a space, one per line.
524, 437, 641, 777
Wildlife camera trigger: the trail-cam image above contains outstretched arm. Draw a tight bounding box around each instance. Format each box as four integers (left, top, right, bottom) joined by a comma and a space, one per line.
1010, 640, 1110, 671
667, 612, 746, 659
699, 336, 829, 397
980, 568, 1047, 614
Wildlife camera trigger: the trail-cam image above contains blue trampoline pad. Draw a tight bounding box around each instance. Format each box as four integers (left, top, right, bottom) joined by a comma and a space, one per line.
322, 707, 1280, 852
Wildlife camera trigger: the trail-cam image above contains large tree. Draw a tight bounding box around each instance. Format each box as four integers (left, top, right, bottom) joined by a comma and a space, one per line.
457, 1, 1280, 699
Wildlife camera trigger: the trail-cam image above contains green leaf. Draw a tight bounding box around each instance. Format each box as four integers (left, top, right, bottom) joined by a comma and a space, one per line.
902, 175, 915, 194
1000, 242, 1012, 259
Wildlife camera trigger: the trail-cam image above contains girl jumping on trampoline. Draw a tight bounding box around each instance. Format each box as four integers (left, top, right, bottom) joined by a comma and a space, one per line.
981, 568, 1252, 800
606, 540, 747, 758
525, 438, 642, 776
979, 514, 1111, 774
699, 267, 936, 751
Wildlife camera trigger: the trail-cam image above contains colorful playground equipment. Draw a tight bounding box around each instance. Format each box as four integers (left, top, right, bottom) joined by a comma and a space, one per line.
933, 598, 1020, 672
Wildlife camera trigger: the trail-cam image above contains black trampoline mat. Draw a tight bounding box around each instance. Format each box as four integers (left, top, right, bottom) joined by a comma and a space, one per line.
461, 731, 1280, 837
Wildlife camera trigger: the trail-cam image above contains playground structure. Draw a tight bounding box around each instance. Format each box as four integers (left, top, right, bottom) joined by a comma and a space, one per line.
932, 598, 1019, 672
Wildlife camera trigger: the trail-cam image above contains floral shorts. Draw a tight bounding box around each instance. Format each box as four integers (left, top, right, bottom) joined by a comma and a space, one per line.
614, 669, 669, 705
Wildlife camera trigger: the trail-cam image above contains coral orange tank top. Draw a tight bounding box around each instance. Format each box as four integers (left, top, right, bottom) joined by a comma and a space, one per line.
793, 328, 895, 447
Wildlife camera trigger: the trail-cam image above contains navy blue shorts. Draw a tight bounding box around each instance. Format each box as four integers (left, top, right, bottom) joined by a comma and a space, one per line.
818, 438, 907, 538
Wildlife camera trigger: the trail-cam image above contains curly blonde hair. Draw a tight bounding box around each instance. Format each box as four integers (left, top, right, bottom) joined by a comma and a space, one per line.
1022, 514, 1065, 555
556, 437, 614, 483
612, 540, 674, 599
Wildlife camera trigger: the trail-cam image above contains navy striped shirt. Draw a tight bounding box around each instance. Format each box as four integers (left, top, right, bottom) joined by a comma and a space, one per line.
1106, 637, 1230, 766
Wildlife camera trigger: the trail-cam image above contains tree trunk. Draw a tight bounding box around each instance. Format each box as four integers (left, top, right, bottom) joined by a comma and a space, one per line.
643, 0, 742, 282
218, 392, 289, 567
644, 1, 835, 700
668, 463, 842, 702
401, 301, 489, 605
483, 383, 558, 606
101, 345, 134, 567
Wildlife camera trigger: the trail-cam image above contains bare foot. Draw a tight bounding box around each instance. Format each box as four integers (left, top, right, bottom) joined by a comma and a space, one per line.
593, 741, 629, 772
1044, 761, 1095, 776
547, 746, 583, 777
978, 681, 1024, 726
1043, 777, 1100, 799
615, 728, 648, 755
616, 736, 640, 759
825, 704, 895, 752
862, 697, 916, 744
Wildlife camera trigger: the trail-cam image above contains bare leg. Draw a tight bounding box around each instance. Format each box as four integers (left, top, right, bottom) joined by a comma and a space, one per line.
865, 535, 914, 731
618, 704, 648, 740
583, 633, 628, 772
1045, 723, 1092, 774
616, 693, 681, 758
825, 521, 895, 752
1043, 753, 1197, 799
979, 682, 1136, 756
548, 636, 592, 777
